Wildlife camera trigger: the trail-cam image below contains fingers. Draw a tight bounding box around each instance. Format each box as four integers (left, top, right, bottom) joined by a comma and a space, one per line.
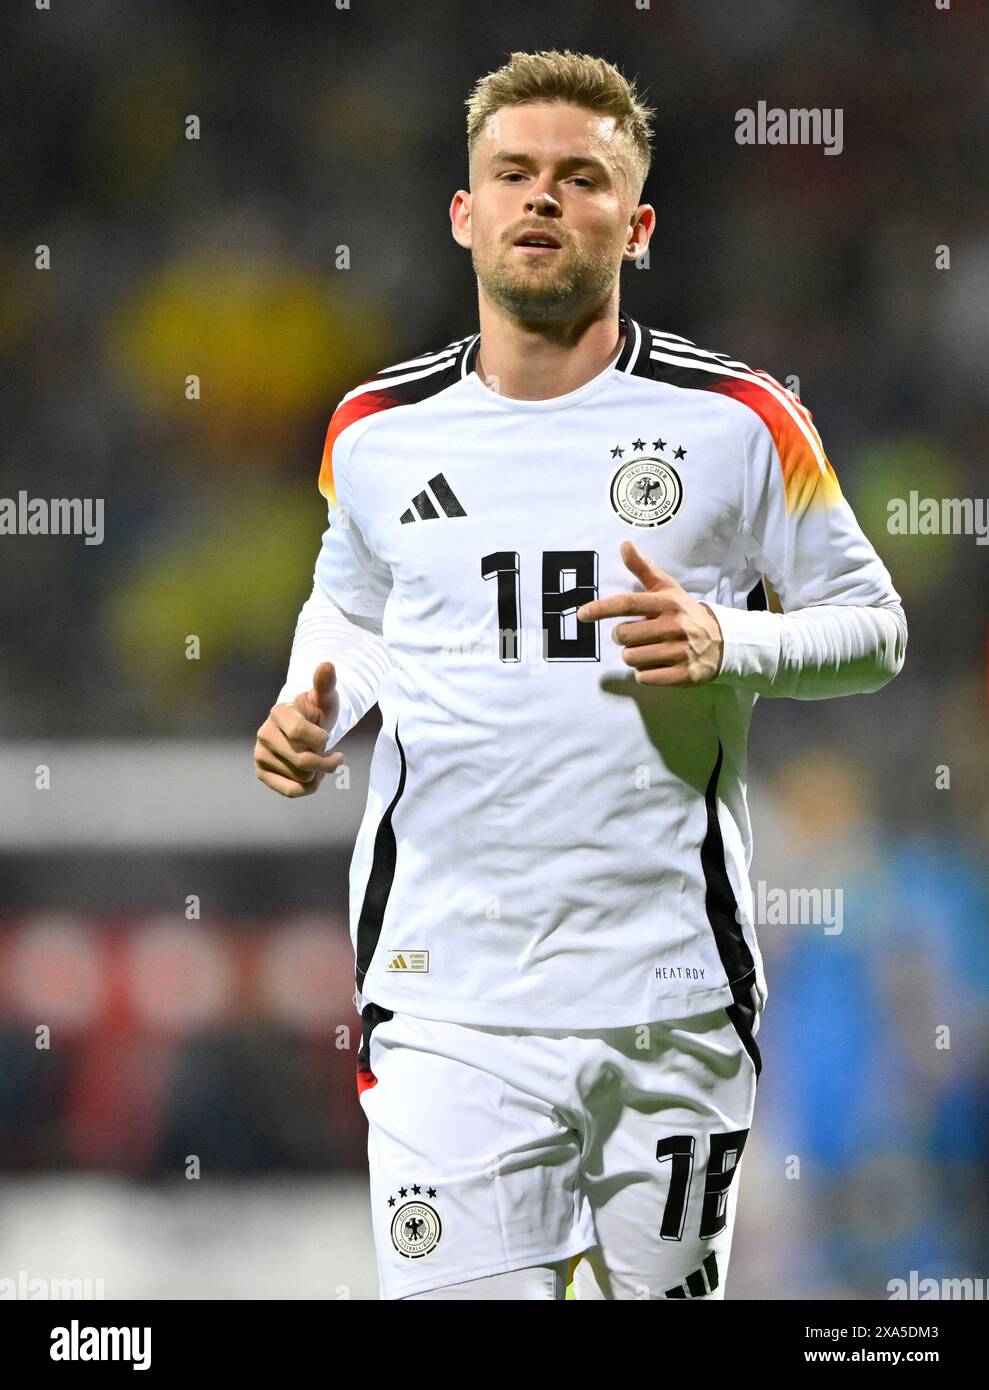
619, 540, 679, 592
254, 703, 346, 796
270, 704, 332, 753
311, 661, 338, 710
577, 589, 674, 622
611, 615, 681, 648
255, 735, 343, 782
255, 728, 346, 795
578, 544, 683, 623
631, 663, 695, 687
620, 640, 690, 671
255, 764, 327, 798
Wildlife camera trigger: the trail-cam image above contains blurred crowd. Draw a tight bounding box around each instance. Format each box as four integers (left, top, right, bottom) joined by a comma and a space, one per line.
0, 0, 985, 1297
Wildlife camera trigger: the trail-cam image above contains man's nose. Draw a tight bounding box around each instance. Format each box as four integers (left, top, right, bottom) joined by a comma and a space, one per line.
525, 189, 561, 215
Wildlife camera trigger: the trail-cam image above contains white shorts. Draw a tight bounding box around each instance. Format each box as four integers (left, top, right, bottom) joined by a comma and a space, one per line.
357, 992, 762, 1300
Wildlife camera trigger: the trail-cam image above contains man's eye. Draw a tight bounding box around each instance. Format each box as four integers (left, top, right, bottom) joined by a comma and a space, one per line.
498, 171, 594, 186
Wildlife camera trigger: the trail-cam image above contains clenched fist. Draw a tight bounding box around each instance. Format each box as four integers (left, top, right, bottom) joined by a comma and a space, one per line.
254, 661, 345, 797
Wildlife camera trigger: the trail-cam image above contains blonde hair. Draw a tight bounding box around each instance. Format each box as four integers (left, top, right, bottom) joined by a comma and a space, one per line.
466, 49, 655, 200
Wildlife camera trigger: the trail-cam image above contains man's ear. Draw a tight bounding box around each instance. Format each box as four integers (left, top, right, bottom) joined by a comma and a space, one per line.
449, 189, 472, 248
625, 202, 656, 260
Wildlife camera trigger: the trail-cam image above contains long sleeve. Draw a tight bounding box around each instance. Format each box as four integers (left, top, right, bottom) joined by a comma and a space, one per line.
276, 404, 394, 746
276, 583, 392, 748
705, 593, 907, 699
708, 377, 907, 699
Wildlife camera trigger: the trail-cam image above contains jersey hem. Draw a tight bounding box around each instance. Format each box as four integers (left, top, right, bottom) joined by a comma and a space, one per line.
359, 978, 741, 1030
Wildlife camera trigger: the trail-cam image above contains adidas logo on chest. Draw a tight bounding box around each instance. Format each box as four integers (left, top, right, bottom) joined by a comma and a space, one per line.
399, 473, 467, 524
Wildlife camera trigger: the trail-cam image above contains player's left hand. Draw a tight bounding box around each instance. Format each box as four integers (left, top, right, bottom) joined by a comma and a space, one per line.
576, 540, 724, 687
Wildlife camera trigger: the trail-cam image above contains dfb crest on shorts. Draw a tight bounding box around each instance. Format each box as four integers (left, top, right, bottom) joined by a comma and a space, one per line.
610, 455, 683, 527
390, 1198, 442, 1259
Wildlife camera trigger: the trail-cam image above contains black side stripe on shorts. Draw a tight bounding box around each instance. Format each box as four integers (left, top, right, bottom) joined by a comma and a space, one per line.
725, 990, 763, 1082
357, 999, 394, 1092
701, 740, 763, 1081
355, 722, 408, 995
746, 578, 768, 611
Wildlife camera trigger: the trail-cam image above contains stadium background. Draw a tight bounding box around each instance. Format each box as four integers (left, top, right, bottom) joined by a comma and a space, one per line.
1, 0, 986, 1298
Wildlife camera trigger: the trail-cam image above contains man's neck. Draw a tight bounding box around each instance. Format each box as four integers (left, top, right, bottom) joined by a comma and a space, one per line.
473, 298, 625, 401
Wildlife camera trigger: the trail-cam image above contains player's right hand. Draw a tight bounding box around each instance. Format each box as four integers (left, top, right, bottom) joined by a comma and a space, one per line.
254, 661, 345, 797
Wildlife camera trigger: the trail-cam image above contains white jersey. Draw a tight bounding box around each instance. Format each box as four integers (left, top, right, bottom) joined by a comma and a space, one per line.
300, 309, 903, 1028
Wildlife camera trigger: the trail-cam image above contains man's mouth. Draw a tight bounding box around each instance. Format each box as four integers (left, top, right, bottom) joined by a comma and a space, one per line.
512, 231, 562, 254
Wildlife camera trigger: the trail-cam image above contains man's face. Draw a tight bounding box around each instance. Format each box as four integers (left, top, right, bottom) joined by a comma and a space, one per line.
452, 102, 651, 324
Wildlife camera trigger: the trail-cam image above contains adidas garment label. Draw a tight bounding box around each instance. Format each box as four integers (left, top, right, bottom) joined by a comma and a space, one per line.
300, 310, 904, 1028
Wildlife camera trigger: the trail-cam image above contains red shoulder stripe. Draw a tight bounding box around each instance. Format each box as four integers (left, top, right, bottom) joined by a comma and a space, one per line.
708, 375, 842, 513
317, 387, 403, 506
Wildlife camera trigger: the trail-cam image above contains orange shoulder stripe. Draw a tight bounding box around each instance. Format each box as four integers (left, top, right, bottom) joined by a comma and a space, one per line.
709, 375, 842, 513
317, 387, 402, 506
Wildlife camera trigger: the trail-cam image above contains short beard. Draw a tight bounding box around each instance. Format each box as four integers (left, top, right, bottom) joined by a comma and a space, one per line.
472, 238, 619, 325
